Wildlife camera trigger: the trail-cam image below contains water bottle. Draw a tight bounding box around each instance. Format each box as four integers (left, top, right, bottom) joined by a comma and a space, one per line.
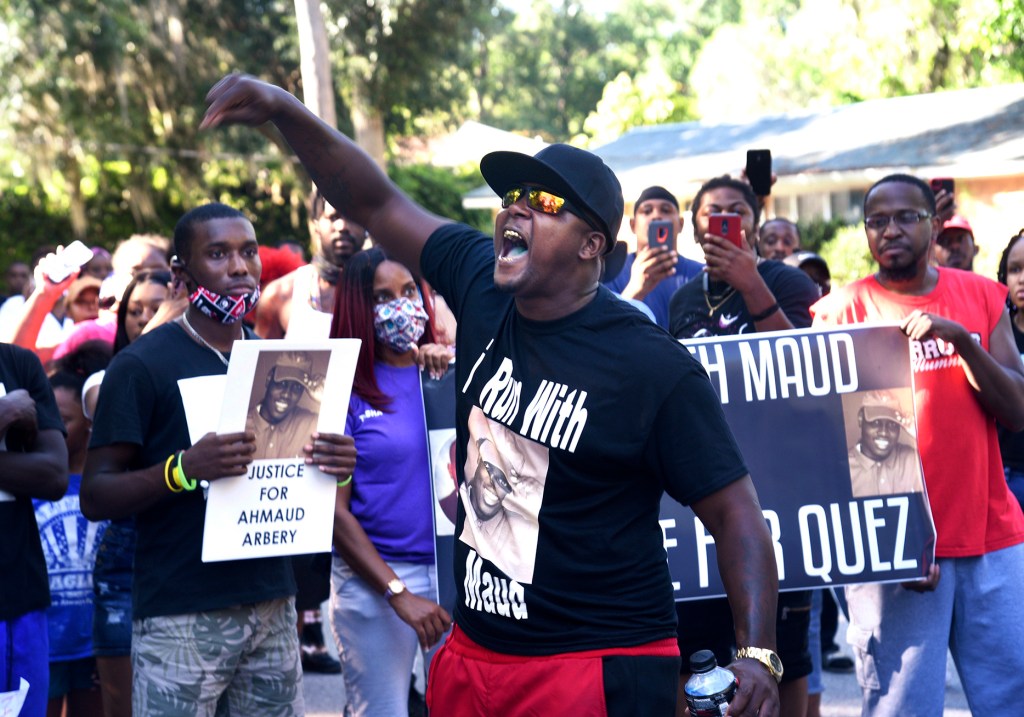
684, 649, 738, 717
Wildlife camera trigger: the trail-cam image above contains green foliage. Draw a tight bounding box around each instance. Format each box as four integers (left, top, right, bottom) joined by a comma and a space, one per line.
0, 190, 73, 264
2, 0, 1023, 256
797, 217, 851, 255
688, 0, 1020, 120
388, 163, 491, 233
818, 224, 876, 290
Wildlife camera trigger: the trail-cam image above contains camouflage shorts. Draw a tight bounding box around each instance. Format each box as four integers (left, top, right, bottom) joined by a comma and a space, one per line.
132, 597, 304, 717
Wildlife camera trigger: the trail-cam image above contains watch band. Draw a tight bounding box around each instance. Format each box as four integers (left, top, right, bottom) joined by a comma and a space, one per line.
735, 646, 784, 683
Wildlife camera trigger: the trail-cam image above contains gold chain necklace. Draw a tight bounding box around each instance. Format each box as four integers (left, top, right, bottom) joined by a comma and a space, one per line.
704, 287, 736, 317
178, 313, 240, 367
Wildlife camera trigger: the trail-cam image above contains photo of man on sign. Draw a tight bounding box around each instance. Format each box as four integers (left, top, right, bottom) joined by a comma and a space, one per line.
842, 388, 924, 497
246, 350, 328, 460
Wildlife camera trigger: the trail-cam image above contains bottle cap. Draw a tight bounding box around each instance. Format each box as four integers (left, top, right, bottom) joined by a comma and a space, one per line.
689, 649, 718, 673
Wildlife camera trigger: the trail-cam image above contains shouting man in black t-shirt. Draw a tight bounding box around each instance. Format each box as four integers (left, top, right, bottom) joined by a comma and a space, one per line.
202, 74, 782, 717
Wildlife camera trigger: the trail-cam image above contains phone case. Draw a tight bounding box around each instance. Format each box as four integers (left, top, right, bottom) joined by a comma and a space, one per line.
709, 214, 743, 247
648, 220, 674, 251
746, 149, 773, 196
43, 241, 94, 283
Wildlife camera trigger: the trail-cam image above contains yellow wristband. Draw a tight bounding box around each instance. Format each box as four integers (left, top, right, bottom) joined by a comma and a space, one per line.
337, 475, 353, 487
176, 451, 197, 491
164, 454, 183, 493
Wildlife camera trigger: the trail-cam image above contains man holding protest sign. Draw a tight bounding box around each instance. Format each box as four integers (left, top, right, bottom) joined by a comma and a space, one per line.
202, 74, 782, 717
812, 174, 1024, 716
81, 203, 356, 715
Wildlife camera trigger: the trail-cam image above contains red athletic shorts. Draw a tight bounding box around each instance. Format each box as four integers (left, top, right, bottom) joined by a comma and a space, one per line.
427, 625, 681, 716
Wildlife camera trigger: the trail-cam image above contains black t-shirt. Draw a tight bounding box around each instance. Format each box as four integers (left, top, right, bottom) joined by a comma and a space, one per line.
89, 322, 295, 619
669, 260, 819, 339
0, 343, 65, 620
999, 320, 1024, 470
420, 223, 748, 655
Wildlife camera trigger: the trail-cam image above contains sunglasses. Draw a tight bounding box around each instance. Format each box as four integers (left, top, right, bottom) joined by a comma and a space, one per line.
501, 186, 599, 232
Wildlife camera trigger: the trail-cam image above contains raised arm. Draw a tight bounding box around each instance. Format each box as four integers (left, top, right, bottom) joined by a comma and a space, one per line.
201, 75, 448, 272
690, 476, 780, 717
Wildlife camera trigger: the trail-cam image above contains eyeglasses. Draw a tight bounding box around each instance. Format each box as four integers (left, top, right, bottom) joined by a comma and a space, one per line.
864, 210, 933, 232
501, 186, 599, 232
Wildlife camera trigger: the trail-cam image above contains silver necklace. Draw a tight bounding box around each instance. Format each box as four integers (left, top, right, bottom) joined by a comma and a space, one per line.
179, 313, 239, 367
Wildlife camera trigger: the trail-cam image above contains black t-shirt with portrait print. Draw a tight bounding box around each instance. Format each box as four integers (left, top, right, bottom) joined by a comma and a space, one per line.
420, 222, 748, 656
89, 321, 295, 619
668, 259, 819, 339
0, 343, 66, 621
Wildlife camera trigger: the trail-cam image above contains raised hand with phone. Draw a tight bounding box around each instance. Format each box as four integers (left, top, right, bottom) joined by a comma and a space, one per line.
605, 186, 703, 328
929, 176, 956, 224
668, 175, 820, 340
1, 243, 97, 366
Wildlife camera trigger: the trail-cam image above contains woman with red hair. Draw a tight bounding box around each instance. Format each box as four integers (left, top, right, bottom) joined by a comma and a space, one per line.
327, 247, 452, 716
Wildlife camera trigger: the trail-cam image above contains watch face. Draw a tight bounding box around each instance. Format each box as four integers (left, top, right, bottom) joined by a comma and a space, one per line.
769, 652, 784, 676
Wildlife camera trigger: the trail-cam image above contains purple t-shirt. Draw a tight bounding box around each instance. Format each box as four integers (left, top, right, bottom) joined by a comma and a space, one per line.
345, 363, 435, 564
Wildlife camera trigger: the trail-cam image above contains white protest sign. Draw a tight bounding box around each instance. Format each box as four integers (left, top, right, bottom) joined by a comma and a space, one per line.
0, 677, 28, 717
201, 339, 360, 562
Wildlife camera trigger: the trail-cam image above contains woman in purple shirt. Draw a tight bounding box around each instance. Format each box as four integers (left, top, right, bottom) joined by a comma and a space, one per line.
327, 247, 453, 716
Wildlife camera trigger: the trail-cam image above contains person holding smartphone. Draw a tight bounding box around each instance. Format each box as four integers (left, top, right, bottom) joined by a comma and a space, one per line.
669, 176, 819, 717
669, 176, 819, 339
602, 186, 703, 329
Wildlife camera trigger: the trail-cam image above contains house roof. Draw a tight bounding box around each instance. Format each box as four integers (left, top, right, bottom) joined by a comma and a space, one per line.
431, 121, 547, 168
464, 83, 1024, 208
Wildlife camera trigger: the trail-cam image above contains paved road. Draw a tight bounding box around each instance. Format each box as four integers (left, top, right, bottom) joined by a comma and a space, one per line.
303, 612, 971, 716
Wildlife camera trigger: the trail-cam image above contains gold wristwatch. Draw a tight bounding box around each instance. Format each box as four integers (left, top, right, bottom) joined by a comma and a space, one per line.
735, 646, 784, 683
384, 578, 407, 600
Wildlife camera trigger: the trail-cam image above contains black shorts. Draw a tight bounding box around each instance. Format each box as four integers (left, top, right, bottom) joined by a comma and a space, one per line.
292, 553, 332, 611
675, 590, 812, 683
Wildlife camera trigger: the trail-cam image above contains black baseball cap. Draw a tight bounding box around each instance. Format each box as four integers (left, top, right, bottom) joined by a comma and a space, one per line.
480, 144, 625, 255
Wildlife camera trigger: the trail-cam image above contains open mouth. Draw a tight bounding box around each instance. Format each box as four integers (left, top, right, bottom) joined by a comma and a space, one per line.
873, 439, 891, 451
500, 228, 529, 262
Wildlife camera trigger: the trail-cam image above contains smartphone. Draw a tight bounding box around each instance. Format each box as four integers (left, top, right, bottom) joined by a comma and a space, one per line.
709, 213, 743, 247
42, 240, 94, 283
930, 177, 955, 195
648, 219, 674, 252
746, 149, 773, 197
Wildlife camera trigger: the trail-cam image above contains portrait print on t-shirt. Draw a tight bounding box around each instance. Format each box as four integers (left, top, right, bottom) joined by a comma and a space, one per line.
245, 349, 329, 460
459, 406, 548, 584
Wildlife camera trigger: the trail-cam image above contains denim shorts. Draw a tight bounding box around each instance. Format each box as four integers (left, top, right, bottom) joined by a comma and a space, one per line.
49, 656, 99, 699
92, 520, 135, 656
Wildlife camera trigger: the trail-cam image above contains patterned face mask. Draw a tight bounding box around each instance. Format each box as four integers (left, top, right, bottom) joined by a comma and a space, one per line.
188, 285, 261, 325
373, 296, 428, 353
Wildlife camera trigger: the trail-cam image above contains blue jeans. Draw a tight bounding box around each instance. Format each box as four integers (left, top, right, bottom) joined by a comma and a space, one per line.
328, 558, 440, 717
92, 519, 135, 656
1, 609, 49, 717
807, 590, 824, 696
845, 542, 1024, 716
